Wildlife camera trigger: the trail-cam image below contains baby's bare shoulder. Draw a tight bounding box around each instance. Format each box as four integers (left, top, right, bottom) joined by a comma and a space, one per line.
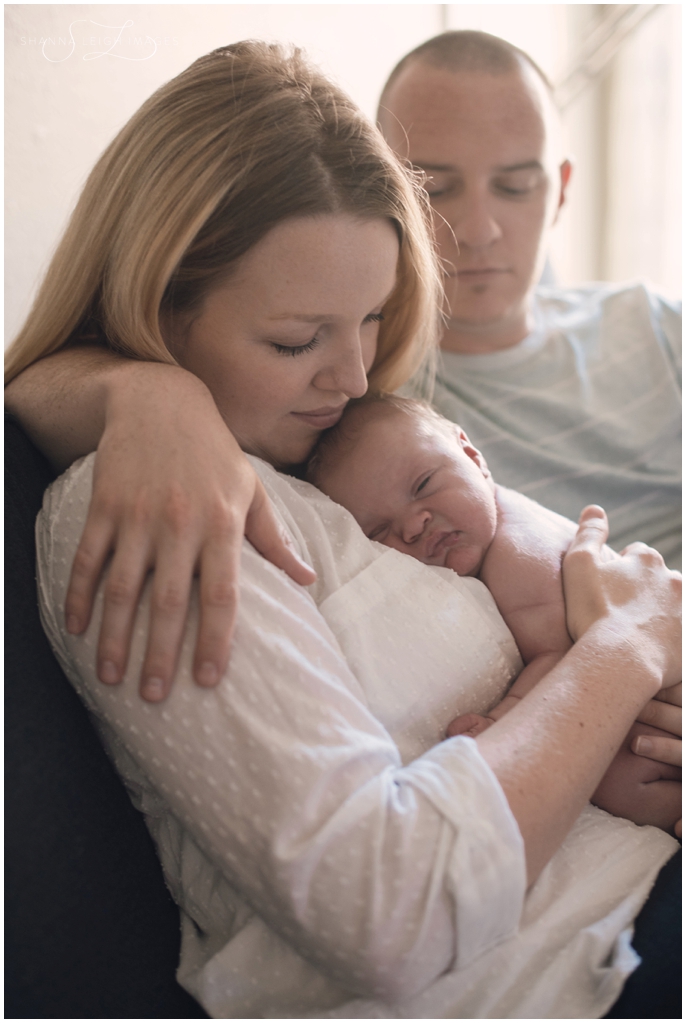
480, 488, 574, 657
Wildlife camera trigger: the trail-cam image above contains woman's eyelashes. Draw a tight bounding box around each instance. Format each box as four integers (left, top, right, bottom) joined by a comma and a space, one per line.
271, 312, 383, 355
271, 337, 320, 357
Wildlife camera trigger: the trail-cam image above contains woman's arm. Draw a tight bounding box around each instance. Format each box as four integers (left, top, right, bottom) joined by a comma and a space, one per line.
477, 508, 681, 886
6, 348, 315, 700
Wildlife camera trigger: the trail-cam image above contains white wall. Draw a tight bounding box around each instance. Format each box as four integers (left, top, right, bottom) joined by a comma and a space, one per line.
5, 3, 444, 344
5, 4, 681, 347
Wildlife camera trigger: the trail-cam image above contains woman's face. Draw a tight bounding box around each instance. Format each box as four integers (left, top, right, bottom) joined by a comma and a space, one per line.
173, 214, 400, 467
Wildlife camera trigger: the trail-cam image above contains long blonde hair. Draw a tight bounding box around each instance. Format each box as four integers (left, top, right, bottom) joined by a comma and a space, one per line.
5, 41, 442, 395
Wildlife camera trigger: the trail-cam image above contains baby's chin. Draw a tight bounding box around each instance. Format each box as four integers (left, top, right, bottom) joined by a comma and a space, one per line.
444, 543, 487, 578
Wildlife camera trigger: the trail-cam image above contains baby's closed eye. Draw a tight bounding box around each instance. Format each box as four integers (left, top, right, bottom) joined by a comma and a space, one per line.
367, 523, 390, 543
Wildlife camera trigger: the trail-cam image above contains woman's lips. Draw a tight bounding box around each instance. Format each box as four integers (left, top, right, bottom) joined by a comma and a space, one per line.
290, 405, 347, 429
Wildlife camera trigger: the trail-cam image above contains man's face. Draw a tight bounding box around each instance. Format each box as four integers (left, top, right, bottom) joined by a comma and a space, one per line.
380, 62, 570, 348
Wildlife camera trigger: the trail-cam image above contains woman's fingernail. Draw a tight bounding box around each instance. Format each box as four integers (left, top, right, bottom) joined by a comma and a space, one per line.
633, 736, 653, 755
197, 662, 218, 686
143, 677, 165, 700
67, 614, 81, 633
99, 660, 120, 684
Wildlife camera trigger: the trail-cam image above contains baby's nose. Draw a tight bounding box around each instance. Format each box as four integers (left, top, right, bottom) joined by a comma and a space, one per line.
401, 509, 431, 544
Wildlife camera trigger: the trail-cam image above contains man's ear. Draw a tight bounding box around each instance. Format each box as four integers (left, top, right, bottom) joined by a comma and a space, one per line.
453, 424, 491, 479
552, 159, 572, 224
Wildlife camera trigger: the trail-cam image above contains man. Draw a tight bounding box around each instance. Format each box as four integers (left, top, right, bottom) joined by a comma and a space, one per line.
378, 31, 681, 568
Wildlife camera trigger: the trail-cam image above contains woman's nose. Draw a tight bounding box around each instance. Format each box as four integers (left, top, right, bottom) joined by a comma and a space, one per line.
314, 332, 372, 399
401, 508, 431, 545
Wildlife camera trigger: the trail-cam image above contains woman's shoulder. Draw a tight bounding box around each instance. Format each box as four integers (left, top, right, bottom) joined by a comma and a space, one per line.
247, 456, 386, 603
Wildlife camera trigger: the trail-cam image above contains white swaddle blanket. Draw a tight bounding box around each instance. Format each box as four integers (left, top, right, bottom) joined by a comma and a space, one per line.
37, 454, 677, 1019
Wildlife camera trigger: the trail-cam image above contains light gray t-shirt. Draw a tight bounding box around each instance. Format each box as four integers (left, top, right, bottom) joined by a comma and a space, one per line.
433, 282, 681, 568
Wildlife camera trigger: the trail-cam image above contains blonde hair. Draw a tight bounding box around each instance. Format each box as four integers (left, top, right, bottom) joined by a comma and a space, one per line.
5, 40, 441, 397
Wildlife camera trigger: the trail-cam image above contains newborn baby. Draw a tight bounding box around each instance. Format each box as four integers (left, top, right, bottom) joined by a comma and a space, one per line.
307, 395, 681, 833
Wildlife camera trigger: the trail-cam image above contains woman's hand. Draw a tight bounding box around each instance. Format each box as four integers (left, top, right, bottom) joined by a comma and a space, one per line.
65, 362, 316, 701
563, 506, 682, 690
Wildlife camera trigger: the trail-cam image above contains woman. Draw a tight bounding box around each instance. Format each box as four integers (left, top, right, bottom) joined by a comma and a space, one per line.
6, 42, 680, 1018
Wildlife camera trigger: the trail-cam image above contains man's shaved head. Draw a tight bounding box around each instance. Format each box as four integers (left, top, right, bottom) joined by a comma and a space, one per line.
377, 30, 570, 354
379, 29, 554, 113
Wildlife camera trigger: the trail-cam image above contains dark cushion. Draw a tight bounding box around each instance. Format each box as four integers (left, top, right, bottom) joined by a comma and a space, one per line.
5, 415, 207, 1018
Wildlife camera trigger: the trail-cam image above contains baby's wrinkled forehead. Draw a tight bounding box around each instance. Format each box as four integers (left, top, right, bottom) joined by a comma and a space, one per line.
307, 397, 456, 487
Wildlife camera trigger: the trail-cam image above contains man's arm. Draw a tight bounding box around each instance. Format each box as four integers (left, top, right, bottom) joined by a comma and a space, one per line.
6, 349, 315, 699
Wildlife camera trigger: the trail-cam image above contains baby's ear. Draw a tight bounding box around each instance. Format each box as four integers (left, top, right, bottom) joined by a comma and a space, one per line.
453, 424, 492, 479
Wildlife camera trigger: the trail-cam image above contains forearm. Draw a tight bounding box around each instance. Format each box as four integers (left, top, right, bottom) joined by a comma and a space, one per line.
477, 623, 664, 886
4, 347, 208, 471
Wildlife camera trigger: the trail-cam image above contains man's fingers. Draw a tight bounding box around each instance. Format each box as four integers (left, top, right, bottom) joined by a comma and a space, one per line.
97, 539, 151, 686
139, 545, 196, 702
246, 479, 316, 586
656, 682, 682, 708
192, 535, 241, 688
631, 734, 682, 767
65, 514, 115, 634
636, 697, 682, 736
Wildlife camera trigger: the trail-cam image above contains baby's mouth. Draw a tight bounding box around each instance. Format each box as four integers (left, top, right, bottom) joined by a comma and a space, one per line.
426, 529, 462, 561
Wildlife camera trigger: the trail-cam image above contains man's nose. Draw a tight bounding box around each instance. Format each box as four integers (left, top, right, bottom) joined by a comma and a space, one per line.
449, 191, 502, 250
400, 508, 431, 545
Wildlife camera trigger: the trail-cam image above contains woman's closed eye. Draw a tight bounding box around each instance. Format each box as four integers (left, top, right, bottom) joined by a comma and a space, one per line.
271, 337, 321, 357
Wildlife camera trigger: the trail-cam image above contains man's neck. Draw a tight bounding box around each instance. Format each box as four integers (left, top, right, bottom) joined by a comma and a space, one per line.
440, 305, 534, 355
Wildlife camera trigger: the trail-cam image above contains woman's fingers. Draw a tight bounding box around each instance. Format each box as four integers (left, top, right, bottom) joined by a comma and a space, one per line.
631, 734, 682, 767
563, 507, 682, 688
245, 478, 316, 586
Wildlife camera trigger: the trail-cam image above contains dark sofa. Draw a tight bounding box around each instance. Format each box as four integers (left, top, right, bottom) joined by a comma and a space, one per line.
5, 415, 207, 1018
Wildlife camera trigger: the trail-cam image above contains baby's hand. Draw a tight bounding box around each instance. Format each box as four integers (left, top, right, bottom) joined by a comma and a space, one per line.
446, 712, 494, 739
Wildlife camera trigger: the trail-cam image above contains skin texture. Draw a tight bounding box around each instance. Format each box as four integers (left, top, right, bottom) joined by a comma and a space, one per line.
379, 61, 571, 353
6, 214, 397, 699
378, 58, 680, 783
315, 409, 681, 831
168, 216, 398, 469
317, 413, 498, 578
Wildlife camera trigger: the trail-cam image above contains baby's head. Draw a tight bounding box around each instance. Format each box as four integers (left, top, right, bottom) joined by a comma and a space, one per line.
307, 395, 497, 577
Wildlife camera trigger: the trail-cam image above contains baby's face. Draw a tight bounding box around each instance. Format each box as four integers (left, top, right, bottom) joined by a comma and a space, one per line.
319, 412, 498, 577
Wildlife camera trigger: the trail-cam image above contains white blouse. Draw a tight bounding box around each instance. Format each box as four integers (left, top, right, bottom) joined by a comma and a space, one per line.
36, 454, 677, 1019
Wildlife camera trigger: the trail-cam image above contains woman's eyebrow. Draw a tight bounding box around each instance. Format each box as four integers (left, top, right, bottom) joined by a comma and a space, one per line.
267, 313, 331, 322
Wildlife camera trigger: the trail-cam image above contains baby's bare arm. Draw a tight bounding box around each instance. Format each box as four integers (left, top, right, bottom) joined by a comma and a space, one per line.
479, 487, 575, 664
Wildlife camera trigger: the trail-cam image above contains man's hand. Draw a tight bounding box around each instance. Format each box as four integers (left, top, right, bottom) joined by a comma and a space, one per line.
64, 363, 315, 701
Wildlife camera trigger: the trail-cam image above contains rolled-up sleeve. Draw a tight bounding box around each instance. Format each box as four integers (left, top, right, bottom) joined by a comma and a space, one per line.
37, 456, 525, 1003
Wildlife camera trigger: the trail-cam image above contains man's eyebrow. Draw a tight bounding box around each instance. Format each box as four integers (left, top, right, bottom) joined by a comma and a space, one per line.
495, 160, 544, 173
415, 159, 544, 174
